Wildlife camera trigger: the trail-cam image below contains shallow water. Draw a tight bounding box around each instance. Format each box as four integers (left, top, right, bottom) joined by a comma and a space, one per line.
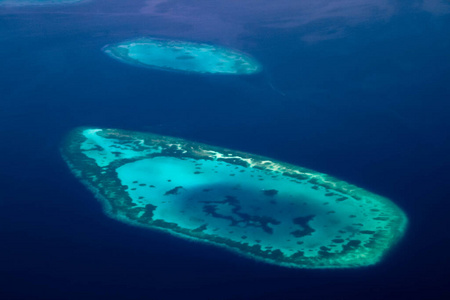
65, 128, 406, 268
1, 0, 450, 299
103, 38, 261, 74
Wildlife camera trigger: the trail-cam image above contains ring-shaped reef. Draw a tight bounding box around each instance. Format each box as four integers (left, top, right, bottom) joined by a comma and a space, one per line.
0, 0, 83, 6
61, 128, 407, 268
102, 38, 262, 75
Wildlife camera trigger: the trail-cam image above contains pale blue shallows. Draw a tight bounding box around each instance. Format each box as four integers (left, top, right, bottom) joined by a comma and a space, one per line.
61, 128, 408, 269
103, 38, 262, 75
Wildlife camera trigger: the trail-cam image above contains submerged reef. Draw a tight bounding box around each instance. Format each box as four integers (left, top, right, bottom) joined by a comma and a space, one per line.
61, 128, 407, 268
102, 38, 261, 74
0, 0, 83, 6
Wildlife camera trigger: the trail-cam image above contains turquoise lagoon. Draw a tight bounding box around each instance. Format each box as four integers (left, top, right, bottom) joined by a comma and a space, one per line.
61, 128, 407, 268
0, 0, 83, 6
102, 38, 261, 74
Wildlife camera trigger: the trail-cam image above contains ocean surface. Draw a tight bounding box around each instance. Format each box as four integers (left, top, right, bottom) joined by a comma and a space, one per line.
1, 0, 450, 299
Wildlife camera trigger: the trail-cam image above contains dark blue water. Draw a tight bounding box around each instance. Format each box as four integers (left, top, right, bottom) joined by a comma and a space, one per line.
1, 0, 450, 299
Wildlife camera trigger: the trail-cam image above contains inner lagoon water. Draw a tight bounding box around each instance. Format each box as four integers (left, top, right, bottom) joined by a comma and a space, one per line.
1, 0, 450, 299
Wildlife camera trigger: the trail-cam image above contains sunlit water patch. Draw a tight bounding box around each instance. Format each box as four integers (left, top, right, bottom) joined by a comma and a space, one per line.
61, 128, 407, 268
102, 38, 261, 74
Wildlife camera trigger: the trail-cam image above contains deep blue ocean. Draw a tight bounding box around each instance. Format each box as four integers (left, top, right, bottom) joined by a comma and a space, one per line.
1, 0, 450, 299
